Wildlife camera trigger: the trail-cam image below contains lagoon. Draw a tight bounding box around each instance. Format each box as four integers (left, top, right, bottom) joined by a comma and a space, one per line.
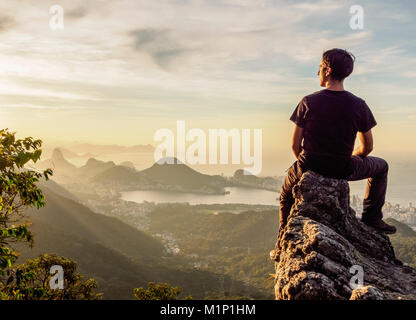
120, 187, 279, 205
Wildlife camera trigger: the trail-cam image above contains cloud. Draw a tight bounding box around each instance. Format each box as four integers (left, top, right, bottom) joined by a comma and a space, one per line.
0, 0, 415, 122
66, 6, 88, 19
130, 28, 198, 70
402, 71, 416, 78
221, 0, 269, 7
0, 103, 85, 110
289, 0, 344, 12
0, 15, 15, 32
353, 46, 416, 76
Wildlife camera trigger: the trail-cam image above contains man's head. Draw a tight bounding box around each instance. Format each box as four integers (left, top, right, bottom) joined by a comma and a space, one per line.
318, 48, 355, 87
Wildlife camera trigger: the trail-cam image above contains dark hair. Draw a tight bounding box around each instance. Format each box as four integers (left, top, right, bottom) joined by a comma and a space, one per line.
322, 48, 355, 81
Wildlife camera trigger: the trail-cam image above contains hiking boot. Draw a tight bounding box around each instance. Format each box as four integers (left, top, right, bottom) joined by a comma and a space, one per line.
362, 219, 397, 234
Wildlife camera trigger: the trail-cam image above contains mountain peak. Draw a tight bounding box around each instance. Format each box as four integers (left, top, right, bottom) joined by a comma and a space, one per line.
51, 148, 65, 161
271, 171, 416, 300
84, 158, 115, 167
155, 157, 184, 165
50, 148, 76, 171
86, 157, 100, 165
234, 169, 255, 177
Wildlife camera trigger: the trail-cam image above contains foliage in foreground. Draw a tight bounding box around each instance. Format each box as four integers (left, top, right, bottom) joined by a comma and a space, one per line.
134, 282, 192, 300
1, 254, 101, 300
0, 129, 101, 300
0, 128, 52, 272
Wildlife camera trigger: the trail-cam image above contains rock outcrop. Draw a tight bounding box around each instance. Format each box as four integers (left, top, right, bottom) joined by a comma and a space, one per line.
271, 171, 416, 300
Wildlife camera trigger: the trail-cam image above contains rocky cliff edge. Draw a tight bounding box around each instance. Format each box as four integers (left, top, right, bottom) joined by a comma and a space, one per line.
271, 171, 416, 300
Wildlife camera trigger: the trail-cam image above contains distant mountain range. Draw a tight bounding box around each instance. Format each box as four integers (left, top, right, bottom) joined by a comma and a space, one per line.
33, 148, 281, 194
56, 148, 97, 159
92, 156, 227, 194
35, 149, 118, 183
78, 157, 117, 178
35, 149, 228, 194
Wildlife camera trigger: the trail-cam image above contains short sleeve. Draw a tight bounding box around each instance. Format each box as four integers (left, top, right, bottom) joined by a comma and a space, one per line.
358, 101, 377, 132
290, 98, 308, 128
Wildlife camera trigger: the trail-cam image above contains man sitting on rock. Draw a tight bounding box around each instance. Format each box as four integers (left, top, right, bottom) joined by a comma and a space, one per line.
279, 48, 396, 235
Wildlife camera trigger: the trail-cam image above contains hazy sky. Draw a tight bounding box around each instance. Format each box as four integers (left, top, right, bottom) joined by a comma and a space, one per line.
1, 0, 416, 173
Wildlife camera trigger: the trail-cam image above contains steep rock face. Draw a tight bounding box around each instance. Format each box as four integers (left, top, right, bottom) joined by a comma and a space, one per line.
271, 171, 416, 300
51, 148, 77, 171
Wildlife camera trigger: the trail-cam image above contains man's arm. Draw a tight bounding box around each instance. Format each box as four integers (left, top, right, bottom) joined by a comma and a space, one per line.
291, 124, 303, 159
352, 129, 373, 157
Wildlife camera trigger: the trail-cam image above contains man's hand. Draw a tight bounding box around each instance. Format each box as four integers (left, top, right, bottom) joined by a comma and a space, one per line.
352, 129, 374, 157
291, 124, 304, 159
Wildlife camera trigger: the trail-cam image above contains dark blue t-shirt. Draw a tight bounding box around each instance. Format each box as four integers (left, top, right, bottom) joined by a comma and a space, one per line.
290, 89, 377, 178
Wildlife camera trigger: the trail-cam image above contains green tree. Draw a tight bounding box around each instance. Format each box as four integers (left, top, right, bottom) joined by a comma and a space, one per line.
0, 128, 52, 273
134, 282, 192, 300
0, 129, 101, 300
1, 254, 101, 300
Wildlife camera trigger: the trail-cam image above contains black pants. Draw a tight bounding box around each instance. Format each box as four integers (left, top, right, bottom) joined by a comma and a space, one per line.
278, 155, 389, 228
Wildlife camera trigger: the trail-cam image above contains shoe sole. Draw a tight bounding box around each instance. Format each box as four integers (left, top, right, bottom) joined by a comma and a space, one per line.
379, 229, 396, 235
366, 225, 396, 235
